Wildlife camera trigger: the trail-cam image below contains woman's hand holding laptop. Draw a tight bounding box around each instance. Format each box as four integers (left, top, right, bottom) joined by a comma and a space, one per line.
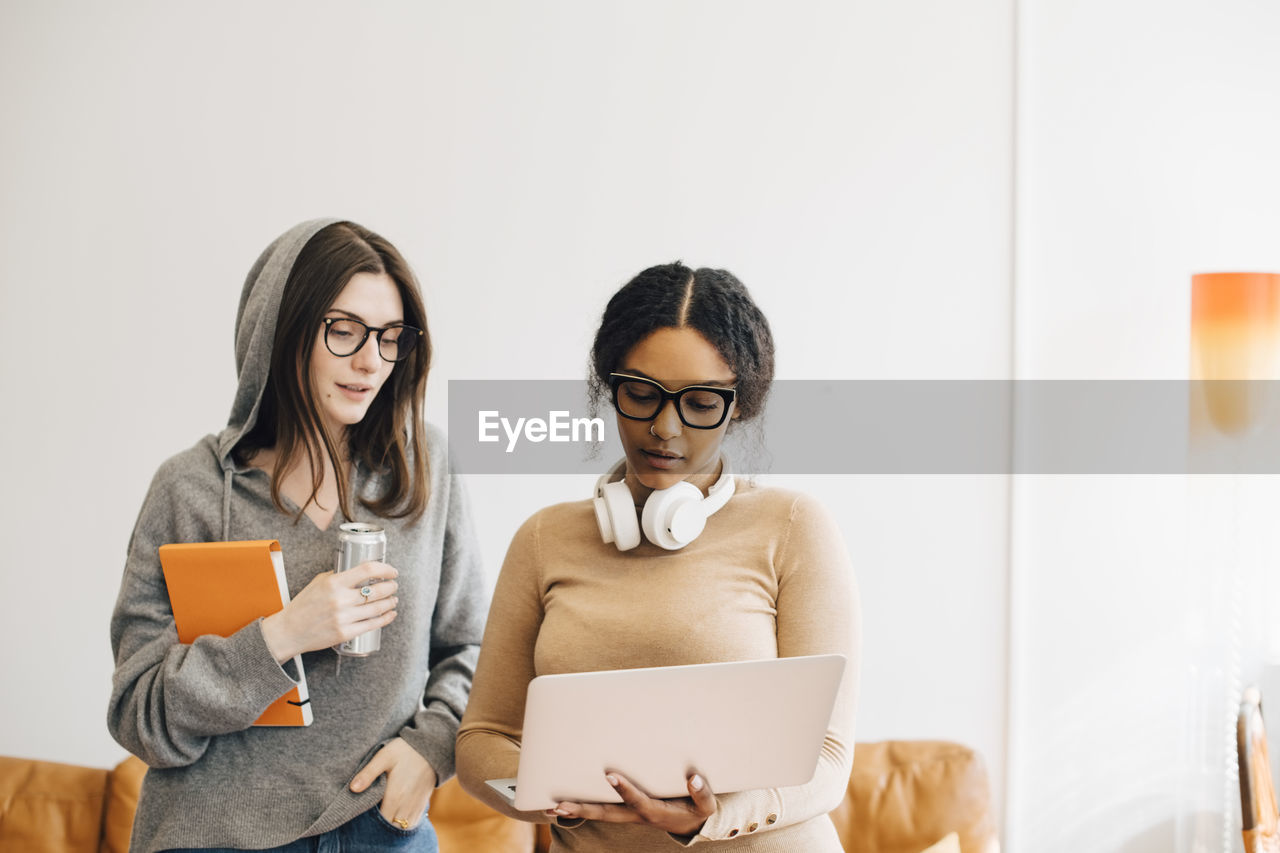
547, 770, 718, 836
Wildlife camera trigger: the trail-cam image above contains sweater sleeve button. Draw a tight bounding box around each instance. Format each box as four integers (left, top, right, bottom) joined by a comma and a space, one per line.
728, 829, 739, 837
747, 822, 759, 832
766, 813, 778, 825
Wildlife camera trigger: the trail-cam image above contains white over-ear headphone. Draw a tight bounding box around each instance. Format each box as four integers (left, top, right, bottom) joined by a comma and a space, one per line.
592, 456, 736, 551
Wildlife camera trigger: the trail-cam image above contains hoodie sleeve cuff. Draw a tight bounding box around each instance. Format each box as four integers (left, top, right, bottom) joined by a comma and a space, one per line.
398, 706, 461, 784
236, 618, 304, 706
163, 617, 301, 735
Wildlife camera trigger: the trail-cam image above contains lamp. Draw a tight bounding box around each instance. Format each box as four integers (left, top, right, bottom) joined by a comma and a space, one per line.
1190, 272, 1280, 435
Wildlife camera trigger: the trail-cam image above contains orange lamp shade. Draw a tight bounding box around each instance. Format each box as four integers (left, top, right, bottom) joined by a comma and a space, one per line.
1191, 272, 1280, 434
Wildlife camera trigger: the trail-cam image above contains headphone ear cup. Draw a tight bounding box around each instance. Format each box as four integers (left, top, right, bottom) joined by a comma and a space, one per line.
595, 480, 641, 551
668, 501, 709, 545
640, 481, 705, 550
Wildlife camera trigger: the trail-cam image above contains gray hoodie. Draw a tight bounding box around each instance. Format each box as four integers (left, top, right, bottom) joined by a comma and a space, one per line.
107, 219, 486, 851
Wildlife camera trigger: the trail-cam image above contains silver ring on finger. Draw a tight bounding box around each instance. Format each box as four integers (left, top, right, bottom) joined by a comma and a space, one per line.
360, 585, 373, 601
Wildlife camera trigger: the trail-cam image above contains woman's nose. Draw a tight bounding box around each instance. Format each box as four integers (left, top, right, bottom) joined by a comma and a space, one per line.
651, 400, 683, 439
352, 334, 383, 371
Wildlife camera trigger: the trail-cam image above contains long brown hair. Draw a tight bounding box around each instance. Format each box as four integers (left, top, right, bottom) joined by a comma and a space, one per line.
236, 221, 432, 521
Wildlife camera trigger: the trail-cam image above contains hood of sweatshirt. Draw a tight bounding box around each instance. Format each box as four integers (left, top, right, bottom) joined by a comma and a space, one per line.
215, 218, 342, 472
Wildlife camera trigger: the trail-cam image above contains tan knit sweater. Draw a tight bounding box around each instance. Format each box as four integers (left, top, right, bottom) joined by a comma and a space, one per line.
456, 481, 860, 851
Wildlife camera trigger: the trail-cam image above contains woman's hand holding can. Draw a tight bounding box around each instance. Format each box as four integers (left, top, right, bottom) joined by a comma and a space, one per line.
261, 562, 398, 663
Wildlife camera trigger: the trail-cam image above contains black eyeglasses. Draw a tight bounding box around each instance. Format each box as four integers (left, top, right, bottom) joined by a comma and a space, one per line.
322, 317, 423, 363
609, 373, 736, 429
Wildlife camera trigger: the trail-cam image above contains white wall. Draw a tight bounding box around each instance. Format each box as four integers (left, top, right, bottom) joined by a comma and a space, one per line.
1010, 1, 1280, 850
0, 0, 1012, 832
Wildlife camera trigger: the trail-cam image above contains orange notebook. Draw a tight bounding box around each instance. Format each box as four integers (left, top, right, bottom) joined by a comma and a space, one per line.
158, 539, 313, 726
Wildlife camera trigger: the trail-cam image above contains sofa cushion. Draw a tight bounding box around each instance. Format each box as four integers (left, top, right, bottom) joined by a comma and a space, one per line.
102, 756, 146, 853
432, 776, 535, 852
0, 756, 108, 853
829, 740, 998, 853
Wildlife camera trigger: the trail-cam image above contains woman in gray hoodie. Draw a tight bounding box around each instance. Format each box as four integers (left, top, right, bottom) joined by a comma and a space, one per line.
108, 219, 486, 852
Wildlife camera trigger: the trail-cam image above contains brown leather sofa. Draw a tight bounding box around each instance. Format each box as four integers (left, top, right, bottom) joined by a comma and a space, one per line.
0, 740, 998, 852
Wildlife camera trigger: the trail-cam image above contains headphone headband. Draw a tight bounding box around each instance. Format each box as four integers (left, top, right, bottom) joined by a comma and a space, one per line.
594, 456, 733, 502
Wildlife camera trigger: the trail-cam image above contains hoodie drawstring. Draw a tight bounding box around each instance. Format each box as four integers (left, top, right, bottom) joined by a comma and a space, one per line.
221, 468, 233, 541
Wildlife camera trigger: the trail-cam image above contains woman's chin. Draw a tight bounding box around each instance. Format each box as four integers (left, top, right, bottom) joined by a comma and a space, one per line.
632, 469, 684, 493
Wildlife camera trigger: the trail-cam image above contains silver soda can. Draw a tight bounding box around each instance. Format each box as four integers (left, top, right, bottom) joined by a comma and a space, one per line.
333, 522, 387, 656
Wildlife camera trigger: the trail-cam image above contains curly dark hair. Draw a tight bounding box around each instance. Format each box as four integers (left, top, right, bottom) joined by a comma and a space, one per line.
589, 262, 775, 421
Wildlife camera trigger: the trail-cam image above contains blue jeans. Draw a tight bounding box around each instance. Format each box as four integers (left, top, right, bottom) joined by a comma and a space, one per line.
162, 806, 439, 852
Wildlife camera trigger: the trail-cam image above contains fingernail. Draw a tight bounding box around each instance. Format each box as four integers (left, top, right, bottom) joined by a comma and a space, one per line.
690, 775, 704, 791
554, 807, 572, 816
606, 774, 619, 787
350, 781, 363, 791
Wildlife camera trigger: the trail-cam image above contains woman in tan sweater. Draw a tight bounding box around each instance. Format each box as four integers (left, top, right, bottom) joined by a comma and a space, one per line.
456, 262, 860, 851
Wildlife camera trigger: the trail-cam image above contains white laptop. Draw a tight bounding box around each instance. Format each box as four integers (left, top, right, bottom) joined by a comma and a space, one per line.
486, 653, 846, 811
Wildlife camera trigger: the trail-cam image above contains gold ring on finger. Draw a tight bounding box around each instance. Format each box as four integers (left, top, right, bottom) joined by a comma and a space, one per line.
393, 817, 410, 829
360, 585, 373, 601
